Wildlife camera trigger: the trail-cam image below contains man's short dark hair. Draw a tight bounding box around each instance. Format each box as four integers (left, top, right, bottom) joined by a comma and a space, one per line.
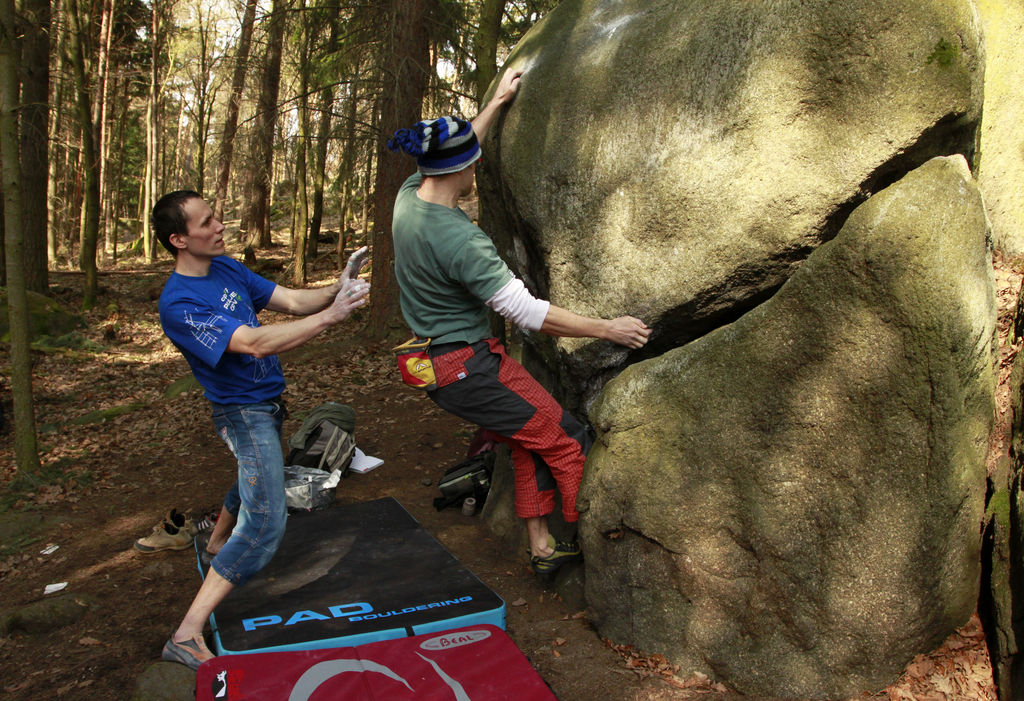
151, 190, 201, 256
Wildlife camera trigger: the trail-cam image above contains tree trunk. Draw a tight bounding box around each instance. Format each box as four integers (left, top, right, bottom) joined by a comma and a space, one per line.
17, 0, 49, 292
474, 0, 505, 105
335, 73, 359, 267
46, 31, 63, 264
1, 0, 40, 473
244, 0, 289, 250
168, 95, 185, 186
309, 0, 340, 259
47, 0, 68, 263
190, 1, 219, 197
109, 76, 130, 264
360, 106, 375, 249
369, 0, 434, 338
213, 0, 256, 222
66, 0, 99, 308
141, 1, 160, 262
95, 0, 114, 260
141, 85, 155, 260
292, 0, 310, 285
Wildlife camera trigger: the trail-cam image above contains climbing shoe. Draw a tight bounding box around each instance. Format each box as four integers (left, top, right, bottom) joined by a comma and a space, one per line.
162, 635, 215, 670
530, 537, 582, 575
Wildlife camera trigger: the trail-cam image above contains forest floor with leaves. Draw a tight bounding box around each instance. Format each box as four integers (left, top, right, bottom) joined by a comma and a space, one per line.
0, 237, 1017, 700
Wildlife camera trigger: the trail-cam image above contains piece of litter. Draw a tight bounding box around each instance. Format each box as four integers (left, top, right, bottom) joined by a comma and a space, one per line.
44, 582, 68, 595
40, 544, 59, 555
321, 469, 343, 490
349, 447, 383, 474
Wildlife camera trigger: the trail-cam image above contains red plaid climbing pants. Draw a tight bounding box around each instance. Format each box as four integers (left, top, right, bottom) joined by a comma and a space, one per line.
428, 338, 591, 522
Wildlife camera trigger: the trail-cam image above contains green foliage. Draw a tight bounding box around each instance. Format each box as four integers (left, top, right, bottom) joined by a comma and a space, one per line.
927, 38, 958, 68
986, 485, 1011, 527
164, 375, 201, 398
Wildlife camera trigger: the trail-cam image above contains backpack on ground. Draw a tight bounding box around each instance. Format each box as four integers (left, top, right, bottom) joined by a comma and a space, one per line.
286, 402, 356, 475
433, 451, 495, 511
283, 465, 342, 512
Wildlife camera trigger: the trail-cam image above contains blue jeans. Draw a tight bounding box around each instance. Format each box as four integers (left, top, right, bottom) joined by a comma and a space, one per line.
210, 398, 288, 586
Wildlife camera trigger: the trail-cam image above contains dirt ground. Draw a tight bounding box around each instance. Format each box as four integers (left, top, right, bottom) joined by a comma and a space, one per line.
0, 245, 1012, 700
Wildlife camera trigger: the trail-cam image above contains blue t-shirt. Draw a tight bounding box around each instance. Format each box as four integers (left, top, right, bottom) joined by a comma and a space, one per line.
159, 256, 286, 404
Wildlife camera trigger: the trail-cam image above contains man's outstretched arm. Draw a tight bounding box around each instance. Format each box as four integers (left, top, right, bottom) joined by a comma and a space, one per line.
264, 247, 369, 316
540, 305, 651, 350
227, 279, 369, 358
485, 277, 651, 350
472, 69, 523, 143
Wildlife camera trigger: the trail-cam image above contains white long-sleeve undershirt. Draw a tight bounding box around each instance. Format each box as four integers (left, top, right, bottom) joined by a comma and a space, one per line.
485, 277, 550, 331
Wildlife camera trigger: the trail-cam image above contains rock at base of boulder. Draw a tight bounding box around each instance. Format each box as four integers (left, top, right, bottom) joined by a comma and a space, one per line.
132, 662, 196, 701
581, 156, 995, 699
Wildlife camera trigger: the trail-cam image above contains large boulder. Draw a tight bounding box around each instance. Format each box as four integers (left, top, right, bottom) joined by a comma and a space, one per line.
478, 0, 984, 406
579, 156, 995, 698
975, 0, 1024, 256
0, 288, 85, 345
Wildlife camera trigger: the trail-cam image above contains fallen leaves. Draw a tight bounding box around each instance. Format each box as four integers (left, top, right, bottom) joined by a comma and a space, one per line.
35, 485, 65, 505
602, 638, 724, 691
885, 614, 996, 701
599, 614, 997, 699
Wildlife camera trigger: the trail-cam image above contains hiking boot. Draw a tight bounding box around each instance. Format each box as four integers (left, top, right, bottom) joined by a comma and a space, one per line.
165, 509, 199, 537
530, 538, 582, 575
134, 511, 195, 553
162, 635, 214, 670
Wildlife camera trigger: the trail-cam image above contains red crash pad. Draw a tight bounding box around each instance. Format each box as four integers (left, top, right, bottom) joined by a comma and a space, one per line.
195, 624, 556, 700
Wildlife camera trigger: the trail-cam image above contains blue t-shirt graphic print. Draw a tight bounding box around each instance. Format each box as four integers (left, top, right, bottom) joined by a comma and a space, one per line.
159, 256, 286, 404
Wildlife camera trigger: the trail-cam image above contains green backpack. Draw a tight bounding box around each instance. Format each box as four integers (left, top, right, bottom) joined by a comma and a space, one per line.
286, 402, 356, 474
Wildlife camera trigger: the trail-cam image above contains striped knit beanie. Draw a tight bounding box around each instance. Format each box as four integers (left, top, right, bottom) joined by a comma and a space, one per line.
387, 116, 481, 176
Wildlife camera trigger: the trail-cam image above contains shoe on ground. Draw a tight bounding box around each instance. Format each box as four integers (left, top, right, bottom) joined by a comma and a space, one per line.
530, 537, 582, 575
134, 511, 195, 553
161, 635, 214, 671
193, 508, 219, 533
166, 508, 200, 537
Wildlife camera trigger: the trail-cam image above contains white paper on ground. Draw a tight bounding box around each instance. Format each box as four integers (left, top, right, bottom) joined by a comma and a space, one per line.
44, 582, 68, 595
322, 468, 343, 490
349, 447, 383, 474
